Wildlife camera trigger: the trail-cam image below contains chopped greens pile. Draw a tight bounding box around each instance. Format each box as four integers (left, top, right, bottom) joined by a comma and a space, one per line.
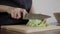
26, 19, 48, 27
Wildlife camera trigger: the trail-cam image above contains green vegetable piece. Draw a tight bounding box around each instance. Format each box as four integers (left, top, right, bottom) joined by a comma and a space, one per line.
26, 19, 48, 27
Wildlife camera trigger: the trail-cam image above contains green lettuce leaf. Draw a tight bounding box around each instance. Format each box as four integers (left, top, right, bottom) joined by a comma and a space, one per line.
26, 19, 48, 27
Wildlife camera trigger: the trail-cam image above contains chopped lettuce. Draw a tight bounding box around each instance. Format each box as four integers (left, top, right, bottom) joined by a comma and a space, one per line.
26, 19, 48, 27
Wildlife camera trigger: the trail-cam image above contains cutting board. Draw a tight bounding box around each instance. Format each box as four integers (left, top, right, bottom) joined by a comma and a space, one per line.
1, 25, 60, 33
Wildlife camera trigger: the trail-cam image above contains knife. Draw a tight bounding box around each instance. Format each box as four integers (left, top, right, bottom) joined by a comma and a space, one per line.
23, 13, 51, 20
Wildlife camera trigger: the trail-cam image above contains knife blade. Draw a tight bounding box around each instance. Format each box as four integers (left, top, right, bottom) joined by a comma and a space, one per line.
23, 14, 51, 19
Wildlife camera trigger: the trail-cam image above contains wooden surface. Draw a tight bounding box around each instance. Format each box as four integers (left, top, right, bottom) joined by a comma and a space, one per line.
54, 13, 60, 26
1, 25, 60, 34
1, 29, 60, 34
54, 13, 60, 23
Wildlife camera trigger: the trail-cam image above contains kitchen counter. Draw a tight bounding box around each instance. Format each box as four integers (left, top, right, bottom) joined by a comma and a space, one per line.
1, 25, 60, 34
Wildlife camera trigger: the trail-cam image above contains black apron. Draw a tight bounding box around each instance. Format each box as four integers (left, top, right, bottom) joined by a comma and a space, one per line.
0, 0, 32, 25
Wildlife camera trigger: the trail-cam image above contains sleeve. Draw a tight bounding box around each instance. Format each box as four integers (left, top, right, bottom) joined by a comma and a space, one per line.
0, 0, 32, 13
0, 0, 19, 7
12, 0, 32, 13
24, 0, 32, 13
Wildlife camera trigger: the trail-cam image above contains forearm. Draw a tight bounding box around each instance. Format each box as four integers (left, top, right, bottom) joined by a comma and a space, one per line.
0, 5, 14, 12
29, 6, 35, 14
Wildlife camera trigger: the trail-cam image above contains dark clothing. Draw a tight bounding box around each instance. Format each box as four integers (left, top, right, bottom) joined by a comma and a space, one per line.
0, 0, 32, 25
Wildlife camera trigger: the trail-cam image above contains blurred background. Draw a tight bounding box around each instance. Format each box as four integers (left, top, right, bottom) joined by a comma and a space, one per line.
32, 0, 60, 25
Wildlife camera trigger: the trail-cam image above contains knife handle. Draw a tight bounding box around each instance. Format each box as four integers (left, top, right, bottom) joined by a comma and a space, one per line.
20, 12, 23, 19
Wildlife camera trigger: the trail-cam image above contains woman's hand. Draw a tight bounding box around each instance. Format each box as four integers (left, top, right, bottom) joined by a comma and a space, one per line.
42, 19, 47, 24
7, 8, 27, 19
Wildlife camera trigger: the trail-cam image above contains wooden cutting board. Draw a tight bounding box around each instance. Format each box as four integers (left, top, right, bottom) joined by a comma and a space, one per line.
1, 25, 60, 33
